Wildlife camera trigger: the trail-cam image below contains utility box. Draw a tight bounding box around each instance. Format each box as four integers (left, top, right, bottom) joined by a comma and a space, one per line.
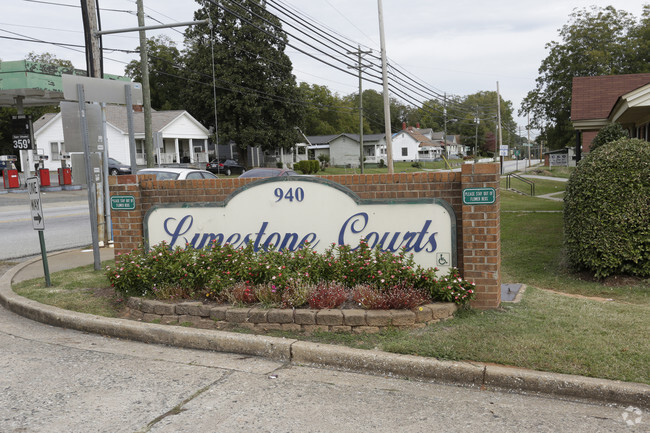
58, 167, 72, 185
38, 168, 51, 186
3, 169, 20, 188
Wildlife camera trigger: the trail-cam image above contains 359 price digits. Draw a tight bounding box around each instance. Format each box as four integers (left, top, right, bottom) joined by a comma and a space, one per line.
13, 138, 31, 149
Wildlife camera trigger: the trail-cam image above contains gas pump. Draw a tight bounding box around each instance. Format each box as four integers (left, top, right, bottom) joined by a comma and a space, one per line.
58, 154, 72, 185
1, 155, 19, 189
36, 154, 50, 186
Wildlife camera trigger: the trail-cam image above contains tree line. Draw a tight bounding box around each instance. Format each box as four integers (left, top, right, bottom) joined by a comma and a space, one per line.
5, 2, 643, 158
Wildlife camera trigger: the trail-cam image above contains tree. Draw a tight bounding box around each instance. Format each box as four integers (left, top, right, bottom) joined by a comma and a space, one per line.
521, 5, 650, 149
124, 36, 185, 110
182, 0, 304, 164
298, 83, 358, 135
25, 51, 74, 69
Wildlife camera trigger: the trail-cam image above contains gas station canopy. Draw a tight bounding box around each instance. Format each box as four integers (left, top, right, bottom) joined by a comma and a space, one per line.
0, 60, 129, 107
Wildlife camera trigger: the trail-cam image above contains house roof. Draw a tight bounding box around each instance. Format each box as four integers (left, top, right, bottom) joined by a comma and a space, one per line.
33, 105, 208, 136
103, 105, 187, 134
33, 112, 58, 131
306, 133, 385, 145
571, 73, 650, 122
610, 83, 650, 124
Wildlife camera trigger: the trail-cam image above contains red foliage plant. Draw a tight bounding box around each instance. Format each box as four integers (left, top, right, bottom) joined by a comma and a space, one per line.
307, 282, 349, 309
352, 284, 428, 310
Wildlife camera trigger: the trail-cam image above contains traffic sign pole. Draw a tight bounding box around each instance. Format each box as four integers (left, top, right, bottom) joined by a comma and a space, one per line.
38, 231, 51, 287
26, 177, 51, 287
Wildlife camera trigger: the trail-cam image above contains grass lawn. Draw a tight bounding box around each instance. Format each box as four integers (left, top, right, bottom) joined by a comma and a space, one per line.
10, 170, 650, 384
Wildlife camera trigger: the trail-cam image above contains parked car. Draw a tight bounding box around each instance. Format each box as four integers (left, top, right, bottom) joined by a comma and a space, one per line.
206, 159, 245, 176
108, 158, 132, 175
239, 168, 298, 178
137, 167, 218, 180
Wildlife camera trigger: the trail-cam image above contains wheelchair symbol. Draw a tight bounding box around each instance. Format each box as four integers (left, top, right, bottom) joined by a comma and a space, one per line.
436, 253, 450, 266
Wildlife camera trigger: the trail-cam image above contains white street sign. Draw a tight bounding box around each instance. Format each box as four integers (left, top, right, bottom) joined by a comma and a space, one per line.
27, 177, 45, 230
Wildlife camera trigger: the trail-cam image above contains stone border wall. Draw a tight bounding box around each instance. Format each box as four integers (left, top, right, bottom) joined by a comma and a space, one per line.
109, 163, 500, 308
124, 298, 457, 334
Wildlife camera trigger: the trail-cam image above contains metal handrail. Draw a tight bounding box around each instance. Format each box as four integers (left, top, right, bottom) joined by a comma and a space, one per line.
506, 173, 535, 196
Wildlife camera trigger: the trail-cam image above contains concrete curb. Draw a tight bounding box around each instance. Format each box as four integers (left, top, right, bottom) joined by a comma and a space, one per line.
1, 256, 648, 410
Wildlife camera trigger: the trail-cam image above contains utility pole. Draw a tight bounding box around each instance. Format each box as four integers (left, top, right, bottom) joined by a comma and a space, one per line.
377, 0, 393, 174
474, 105, 479, 163
136, 0, 154, 168
527, 111, 531, 167
81, 0, 106, 248
348, 45, 372, 174
496, 81, 503, 169
443, 93, 448, 158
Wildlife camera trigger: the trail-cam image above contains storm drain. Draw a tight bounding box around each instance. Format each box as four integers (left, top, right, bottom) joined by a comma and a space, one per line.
501, 283, 523, 302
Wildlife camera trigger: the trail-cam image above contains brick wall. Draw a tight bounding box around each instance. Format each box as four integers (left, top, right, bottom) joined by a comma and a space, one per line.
108, 163, 501, 308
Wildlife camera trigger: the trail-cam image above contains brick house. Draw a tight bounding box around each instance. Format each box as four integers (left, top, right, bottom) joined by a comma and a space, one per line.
571, 73, 650, 152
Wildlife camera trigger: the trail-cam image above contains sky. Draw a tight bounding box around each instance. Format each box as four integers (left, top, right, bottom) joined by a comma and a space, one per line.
1, 0, 647, 137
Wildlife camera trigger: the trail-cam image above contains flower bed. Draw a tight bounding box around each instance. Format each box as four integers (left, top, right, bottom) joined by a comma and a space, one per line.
107, 241, 476, 311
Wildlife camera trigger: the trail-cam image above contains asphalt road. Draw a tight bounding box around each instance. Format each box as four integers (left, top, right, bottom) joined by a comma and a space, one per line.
0, 189, 92, 260
0, 299, 642, 433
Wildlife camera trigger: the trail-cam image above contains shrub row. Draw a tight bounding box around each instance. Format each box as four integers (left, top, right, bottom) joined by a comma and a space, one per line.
106, 241, 476, 308
294, 159, 320, 174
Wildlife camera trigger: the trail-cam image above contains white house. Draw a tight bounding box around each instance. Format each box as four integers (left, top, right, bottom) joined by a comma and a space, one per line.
304, 133, 386, 167
32, 104, 210, 172
391, 127, 443, 161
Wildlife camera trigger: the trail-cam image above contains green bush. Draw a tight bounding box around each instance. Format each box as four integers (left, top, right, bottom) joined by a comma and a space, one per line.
294, 160, 319, 174
590, 122, 628, 151
564, 138, 650, 278
106, 241, 477, 306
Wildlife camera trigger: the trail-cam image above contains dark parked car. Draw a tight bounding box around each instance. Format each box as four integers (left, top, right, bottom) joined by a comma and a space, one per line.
108, 158, 132, 175
239, 168, 298, 178
206, 159, 245, 176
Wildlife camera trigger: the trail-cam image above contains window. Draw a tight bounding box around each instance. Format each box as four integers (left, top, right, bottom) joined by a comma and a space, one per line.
402, 147, 408, 157
50, 142, 64, 161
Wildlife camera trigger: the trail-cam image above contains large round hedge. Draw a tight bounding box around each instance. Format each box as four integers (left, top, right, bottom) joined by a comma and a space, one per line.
564, 138, 650, 278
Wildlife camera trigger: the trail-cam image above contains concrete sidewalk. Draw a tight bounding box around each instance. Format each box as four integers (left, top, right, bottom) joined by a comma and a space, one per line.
10, 248, 115, 284
1, 248, 648, 410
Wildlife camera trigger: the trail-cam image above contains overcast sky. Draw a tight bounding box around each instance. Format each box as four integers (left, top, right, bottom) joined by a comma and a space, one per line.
2, 0, 647, 136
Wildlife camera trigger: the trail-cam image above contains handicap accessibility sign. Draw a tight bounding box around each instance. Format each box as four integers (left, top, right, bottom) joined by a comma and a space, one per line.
436, 252, 450, 267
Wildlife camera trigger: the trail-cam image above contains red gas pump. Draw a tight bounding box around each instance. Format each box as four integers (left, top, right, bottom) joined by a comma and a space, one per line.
35, 154, 50, 186
0, 155, 19, 189
58, 168, 72, 185
3, 169, 20, 188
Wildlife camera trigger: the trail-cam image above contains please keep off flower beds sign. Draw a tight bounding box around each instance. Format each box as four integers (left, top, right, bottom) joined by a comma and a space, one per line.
144, 177, 456, 274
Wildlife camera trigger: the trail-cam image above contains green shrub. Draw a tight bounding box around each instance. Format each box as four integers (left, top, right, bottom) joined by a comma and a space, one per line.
294, 160, 319, 174
106, 241, 477, 306
590, 122, 628, 151
564, 138, 650, 278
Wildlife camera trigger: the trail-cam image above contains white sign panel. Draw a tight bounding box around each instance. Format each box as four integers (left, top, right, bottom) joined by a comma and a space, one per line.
26, 177, 44, 230
145, 178, 456, 272
499, 145, 509, 156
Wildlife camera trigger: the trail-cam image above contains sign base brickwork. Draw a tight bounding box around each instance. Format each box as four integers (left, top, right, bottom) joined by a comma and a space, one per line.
108, 163, 501, 308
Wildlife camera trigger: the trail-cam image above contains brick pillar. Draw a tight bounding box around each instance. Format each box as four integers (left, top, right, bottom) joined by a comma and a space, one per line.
108, 174, 144, 261
461, 163, 501, 309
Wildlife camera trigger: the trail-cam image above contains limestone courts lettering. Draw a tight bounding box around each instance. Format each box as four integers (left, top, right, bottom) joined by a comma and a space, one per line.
145, 178, 457, 272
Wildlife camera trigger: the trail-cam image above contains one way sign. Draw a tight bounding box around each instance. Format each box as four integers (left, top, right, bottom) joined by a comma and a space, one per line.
27, 177, 45, 230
